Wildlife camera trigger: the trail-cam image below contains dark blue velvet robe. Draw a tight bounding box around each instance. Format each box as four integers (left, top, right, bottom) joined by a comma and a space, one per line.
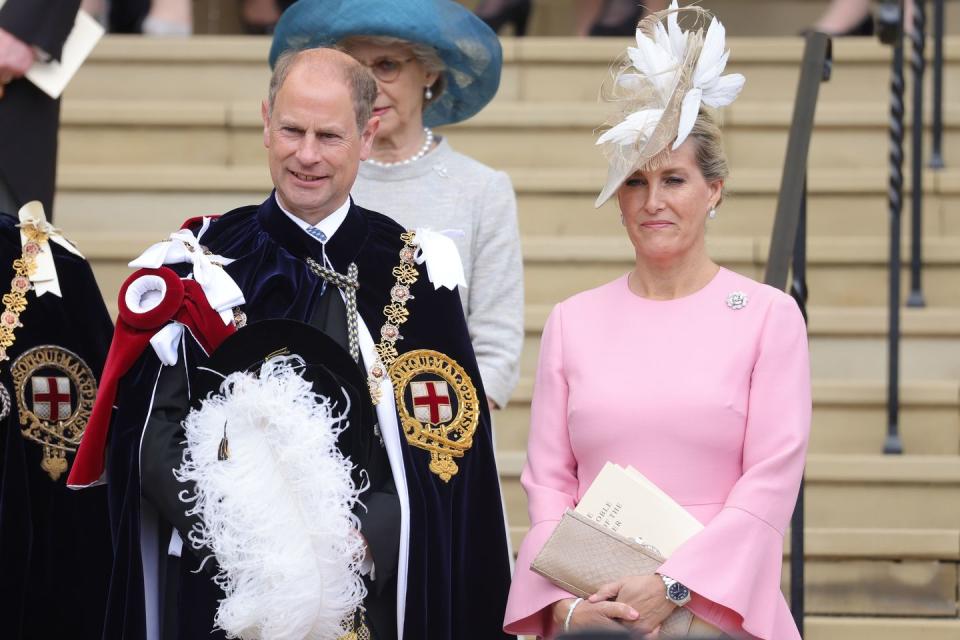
100, 196, 513, 639
0, 213, 114, 639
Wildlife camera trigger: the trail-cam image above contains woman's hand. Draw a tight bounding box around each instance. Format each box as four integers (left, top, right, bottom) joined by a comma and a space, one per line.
589, 575, 677, 636
550, 596, 640, 632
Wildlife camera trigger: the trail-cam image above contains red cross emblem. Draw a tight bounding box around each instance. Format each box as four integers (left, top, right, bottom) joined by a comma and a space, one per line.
410, 380, 453, 425
31, 376, 72, 422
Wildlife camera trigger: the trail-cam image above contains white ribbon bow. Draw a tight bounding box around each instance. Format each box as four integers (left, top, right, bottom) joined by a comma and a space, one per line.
17, 201, 84, 298
412, 228, 467, 291
150, 322, 186, 366
129, 217, 245, 325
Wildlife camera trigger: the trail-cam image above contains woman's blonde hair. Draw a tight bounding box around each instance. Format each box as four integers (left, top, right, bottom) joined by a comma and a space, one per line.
687, 108, 729, 207
337, 35, 447, 105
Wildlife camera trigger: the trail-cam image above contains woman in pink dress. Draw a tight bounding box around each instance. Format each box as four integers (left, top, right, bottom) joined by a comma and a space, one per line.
503, 4, 811, 639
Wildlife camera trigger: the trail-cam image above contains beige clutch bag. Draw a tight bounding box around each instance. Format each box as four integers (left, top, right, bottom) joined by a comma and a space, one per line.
531, 510, 717, 638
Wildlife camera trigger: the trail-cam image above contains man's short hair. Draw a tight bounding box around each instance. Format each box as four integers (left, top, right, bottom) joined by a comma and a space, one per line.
268, 48, 378, 133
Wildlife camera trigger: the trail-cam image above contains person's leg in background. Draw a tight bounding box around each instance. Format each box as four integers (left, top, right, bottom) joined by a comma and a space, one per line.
81, 0, 107, 24
108, 0, 151, 32
813, 0, 874, 35
584, 0, 662, 37
574, 0, 603, 36
475, 0, 532, 36
142, 0, 193, 35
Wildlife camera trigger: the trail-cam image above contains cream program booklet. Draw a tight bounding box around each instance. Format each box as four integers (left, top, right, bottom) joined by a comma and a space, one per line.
575, 462, 724, 635
0, 1, 104, 99
575, 461, 704, 556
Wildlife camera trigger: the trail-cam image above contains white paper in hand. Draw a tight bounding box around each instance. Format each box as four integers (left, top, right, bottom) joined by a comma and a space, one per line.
574, 462, 703, 557
0, 1, 104, 99
575, 462, 727, 636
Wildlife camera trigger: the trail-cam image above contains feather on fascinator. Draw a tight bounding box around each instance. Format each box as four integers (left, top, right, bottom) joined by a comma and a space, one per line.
594, 2, 745, 207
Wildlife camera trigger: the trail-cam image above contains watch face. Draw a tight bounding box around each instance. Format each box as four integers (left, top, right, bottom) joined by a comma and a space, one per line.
668, 582, 690, 602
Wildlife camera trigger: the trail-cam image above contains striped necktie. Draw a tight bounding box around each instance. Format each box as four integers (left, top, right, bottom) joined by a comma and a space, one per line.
305, 226, 328, 243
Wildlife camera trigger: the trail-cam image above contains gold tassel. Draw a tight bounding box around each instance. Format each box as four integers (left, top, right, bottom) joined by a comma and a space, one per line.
218, 420, 229, 461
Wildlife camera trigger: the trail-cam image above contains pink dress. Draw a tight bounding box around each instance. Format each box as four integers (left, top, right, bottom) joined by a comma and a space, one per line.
503, 268, 811, 639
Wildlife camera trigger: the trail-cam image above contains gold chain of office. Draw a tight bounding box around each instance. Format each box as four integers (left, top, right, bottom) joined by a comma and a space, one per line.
366, 231, 419, 405
0, 225, 47, 362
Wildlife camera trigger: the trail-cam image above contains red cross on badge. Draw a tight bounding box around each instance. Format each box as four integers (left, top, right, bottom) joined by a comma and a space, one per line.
411, 380, 453, 425
31, 376, 72, 422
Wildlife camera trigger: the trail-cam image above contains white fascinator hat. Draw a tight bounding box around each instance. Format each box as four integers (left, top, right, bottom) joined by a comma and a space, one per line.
595, 1, 746, 208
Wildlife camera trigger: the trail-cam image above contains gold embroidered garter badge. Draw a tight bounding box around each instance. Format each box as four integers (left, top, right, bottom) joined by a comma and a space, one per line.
389, 349, 479, 482
11, 345, 97, 481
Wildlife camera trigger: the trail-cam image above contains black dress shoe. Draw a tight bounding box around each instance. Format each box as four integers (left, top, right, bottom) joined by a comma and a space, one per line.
477, 0, 532, 37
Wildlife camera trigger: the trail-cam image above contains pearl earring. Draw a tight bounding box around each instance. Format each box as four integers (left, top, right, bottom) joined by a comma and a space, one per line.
708, 207, 717, 220
424, 86, 433, 100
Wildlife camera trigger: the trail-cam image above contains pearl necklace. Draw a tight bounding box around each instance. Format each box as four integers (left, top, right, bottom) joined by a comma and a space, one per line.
366, 128, 434, 168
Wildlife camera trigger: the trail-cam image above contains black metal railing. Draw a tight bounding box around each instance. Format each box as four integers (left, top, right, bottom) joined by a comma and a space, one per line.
880, 0, 949, 454
878, 0, 907, 454
907, 0, 926, 308
762, 30, 832, 638
929, 0, 946, 170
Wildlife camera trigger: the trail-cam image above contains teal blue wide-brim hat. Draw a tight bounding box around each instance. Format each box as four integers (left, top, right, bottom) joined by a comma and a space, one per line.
269, 0, 503, 127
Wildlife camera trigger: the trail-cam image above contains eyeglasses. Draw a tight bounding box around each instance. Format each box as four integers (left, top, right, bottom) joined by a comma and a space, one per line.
358, 57, 416, 83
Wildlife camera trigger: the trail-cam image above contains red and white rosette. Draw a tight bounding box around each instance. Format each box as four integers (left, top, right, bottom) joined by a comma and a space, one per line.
68, 267, 235, 488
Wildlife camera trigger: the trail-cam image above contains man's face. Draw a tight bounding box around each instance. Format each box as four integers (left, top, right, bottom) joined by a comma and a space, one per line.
262, 61, 378, 224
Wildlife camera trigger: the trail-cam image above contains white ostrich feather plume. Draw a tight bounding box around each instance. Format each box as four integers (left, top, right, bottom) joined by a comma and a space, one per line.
597, 1, 745, 152
175, 356, 366, 640
596, 108, 666, 147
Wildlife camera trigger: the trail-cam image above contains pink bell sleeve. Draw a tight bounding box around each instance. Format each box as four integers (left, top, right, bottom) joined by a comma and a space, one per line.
657, 292, 811, 640
503, 306, 577, 637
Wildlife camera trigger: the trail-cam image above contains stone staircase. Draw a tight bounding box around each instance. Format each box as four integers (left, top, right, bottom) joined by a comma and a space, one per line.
56, 35, 960, 637
451, 0, 960, 39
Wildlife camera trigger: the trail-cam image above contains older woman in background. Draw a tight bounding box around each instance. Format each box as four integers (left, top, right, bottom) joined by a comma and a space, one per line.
270, 0, 524, 411
504, 5, 810, 639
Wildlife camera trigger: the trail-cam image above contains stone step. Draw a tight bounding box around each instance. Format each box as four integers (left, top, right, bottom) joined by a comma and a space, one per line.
504, 526, 960, 618
64, 36, 960, 105
62, 218, 960, 311
52, 166, 960, 242
513, 301, 960, 380
495, 377, 960, 456
496, 453, 960, 531
508, 526, 960, 562
190, 0, 960, 39
519, 234, 960, 307
458, 0, 960, 39
57, 99, 960, 171
805, 617, 960, 640
521, 617, 960, 640
504, 38, 960, 105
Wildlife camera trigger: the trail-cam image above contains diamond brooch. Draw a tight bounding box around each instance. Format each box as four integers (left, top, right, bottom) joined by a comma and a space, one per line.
726, 291, 748, 310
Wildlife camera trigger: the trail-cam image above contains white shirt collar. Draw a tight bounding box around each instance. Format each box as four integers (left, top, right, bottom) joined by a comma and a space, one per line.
275, 193, 351, 243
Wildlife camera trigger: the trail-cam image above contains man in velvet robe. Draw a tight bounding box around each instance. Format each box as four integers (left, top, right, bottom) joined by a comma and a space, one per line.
0, 211, 113, 639
68, 48, 512, 640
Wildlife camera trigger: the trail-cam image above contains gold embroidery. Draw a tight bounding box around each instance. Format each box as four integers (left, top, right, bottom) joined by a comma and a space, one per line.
389, 349, 479, 482
366, 231, 418, 405
0, 226, 48, 362
11, 345, 98, 481
338, 610, 371, 640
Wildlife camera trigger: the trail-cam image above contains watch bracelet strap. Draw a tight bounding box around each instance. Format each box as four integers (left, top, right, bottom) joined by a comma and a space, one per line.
661, 573, 691, 606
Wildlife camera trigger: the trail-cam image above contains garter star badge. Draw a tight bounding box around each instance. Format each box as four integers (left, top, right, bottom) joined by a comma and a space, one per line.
10, 345, 97, 481
389, 349, 479, 482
